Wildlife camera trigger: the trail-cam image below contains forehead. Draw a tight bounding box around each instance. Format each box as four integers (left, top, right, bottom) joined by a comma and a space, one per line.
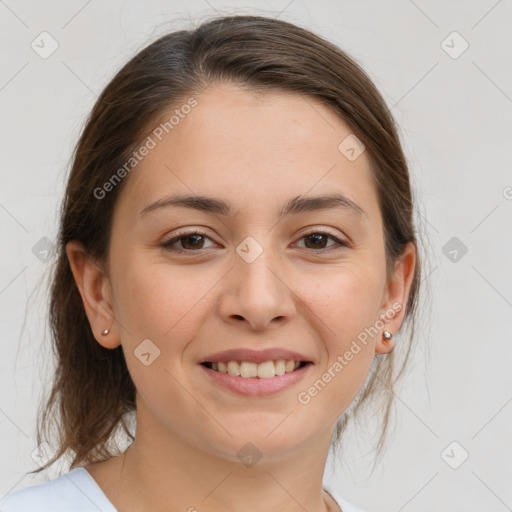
114, 82, 380, 223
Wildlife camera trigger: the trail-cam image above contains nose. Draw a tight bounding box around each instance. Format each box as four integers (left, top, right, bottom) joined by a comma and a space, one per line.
217, 245, 296, 331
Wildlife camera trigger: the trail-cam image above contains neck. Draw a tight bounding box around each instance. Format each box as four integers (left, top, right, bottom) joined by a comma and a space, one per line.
95, 399, 339, 512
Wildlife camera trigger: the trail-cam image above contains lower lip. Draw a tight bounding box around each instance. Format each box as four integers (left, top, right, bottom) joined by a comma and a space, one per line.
199, 363, 312, 397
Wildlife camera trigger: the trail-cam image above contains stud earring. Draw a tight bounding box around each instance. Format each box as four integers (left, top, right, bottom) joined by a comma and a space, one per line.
101, 329, 110, 336
383, 330, 393, 341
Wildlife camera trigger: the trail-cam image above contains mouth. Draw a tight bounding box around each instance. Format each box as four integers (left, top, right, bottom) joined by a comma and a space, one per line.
200, 360, 312, 379
198, 360, 314, 398
198, 347, 314, 396
199, 359, 313, 397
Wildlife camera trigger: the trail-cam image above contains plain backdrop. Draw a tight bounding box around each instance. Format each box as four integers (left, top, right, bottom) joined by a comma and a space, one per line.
1, 1, 511, 511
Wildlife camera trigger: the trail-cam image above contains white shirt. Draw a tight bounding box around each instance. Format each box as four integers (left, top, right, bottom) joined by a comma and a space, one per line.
0, 468, 364, 512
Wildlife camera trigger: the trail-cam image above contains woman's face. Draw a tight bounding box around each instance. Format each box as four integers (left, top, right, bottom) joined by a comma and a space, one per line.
82, 82, 413, 462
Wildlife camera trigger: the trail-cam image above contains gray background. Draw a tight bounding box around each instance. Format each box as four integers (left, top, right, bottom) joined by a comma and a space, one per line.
1, 1, 511, 511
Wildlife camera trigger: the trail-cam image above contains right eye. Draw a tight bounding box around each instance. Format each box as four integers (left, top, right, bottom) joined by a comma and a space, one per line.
161, 230, 217, 252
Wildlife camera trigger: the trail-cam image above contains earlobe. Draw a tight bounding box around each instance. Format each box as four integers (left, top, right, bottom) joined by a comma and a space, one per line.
65, 240, 121, 349
375, 242, 417, 354
375, 330, 395, 354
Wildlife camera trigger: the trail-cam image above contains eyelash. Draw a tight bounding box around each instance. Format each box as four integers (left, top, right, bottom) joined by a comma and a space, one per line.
161, 229, 349, 253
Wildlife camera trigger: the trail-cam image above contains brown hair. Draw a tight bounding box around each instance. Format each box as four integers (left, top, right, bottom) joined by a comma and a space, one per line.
30, 14, 425, 476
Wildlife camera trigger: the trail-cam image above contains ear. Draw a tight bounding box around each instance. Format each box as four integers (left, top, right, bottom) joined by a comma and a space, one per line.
375, 242, 417, 354
66, 240, 121, 349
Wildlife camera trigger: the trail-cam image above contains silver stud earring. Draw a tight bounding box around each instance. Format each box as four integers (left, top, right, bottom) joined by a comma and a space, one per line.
101, 329, 110, 336
383, 330, 393, 340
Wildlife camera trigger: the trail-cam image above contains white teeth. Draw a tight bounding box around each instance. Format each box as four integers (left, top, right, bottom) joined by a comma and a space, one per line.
257, 361, 275, 379
274, 360, 286, 376
210, 359, 303, 378
240, 362, 258, 378
227, 361, 240, 376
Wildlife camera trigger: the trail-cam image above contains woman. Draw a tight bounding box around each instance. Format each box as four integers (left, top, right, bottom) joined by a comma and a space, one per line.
1, 14, 421, 512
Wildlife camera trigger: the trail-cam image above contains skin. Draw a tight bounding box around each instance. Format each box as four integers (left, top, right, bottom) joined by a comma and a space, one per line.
67, 82, 416, 512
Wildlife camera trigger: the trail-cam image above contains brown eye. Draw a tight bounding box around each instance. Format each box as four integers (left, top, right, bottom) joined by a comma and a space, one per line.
296, 231, 348, 251
162, 231, 216, 252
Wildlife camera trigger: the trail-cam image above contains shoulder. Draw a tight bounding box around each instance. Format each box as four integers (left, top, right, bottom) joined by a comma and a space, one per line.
0, 468, 117, 512
323, 484, 366, 512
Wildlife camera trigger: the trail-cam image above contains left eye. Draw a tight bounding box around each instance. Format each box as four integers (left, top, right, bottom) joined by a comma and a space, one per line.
295, 231, 347, 251
161, 230, 347, 253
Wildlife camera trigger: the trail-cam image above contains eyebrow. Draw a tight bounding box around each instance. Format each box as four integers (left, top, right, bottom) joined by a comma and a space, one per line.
140, 193, 366, 219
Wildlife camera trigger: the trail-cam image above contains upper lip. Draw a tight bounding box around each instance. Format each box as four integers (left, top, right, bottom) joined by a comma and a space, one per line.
199, 348, 312, 364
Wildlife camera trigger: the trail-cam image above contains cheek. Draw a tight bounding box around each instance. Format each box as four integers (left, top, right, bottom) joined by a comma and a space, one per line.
295, 267, 384, 411
111, 255, 216, 357
111, 258, 202, 397
302, 262, 385, 342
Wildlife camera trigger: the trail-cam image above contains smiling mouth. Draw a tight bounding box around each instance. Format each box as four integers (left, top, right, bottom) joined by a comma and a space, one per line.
200, 360, 312, 379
